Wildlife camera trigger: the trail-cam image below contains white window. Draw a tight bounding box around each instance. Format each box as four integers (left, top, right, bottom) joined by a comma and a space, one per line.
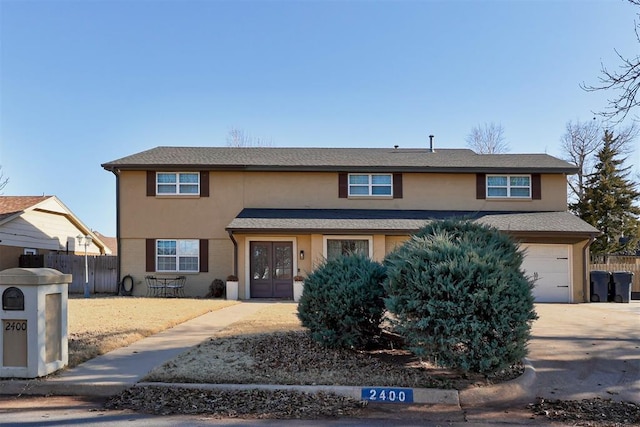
487, 175, 531, 198
156, 239, 199, 272
324, 236, 373, 260
157, 172, 199, 195
348, 174, 392, 197
23, 248, 37, 255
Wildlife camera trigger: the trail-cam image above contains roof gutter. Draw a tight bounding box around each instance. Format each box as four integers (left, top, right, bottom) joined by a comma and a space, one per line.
582, 233, 599, 303
101, 164, 579, 175
227, 230, 238, 278
110, 168, 122, 295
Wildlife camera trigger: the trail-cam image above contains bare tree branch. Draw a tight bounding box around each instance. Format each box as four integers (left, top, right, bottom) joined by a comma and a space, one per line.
0, 166, 8, 194
226, 127, 273, 147
561, 119, 638, 205
561, 119, 601, 201
581, 1, 640, 122
465, 122, 509, 154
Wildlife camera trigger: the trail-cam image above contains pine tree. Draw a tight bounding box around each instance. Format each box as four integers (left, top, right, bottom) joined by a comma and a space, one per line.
574, 130, 640, 255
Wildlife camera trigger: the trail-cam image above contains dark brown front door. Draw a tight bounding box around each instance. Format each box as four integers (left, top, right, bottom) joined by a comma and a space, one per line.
250, 241, 293, 298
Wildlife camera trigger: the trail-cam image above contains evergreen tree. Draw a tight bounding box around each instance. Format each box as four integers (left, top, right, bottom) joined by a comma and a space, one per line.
574, 130, 640, 255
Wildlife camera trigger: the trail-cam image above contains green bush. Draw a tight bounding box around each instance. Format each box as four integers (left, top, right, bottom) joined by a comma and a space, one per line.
297, 252, 387, 349
384, 219, 537, 374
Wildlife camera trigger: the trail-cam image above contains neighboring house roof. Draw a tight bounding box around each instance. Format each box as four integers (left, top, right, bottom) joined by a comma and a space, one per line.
226, 208, 600, 236
0, 196, 112, 254
102, 147, 578, 174
93, 231, 118, 255
0, 195, 51, 223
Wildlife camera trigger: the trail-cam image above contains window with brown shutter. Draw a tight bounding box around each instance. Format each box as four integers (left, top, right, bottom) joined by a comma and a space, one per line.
200, 171, 209, 197
476, 174, 486, 199
393, 173, 403, 198
199, 239, 208, 272
338, 173, 348, 198
145, 239, 155, 272
532, 173, 541, 200
147, 171, 156, 197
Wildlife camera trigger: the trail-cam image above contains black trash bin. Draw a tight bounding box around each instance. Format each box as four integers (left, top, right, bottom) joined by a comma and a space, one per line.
611, 271, 633, 303
590, 270, 611, 302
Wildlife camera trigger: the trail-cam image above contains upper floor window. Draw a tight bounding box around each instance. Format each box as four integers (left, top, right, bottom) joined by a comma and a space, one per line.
157, 172, 199, 195
487, 175, 531, 198
156, 239, 199, 272
348, 174, 392, 197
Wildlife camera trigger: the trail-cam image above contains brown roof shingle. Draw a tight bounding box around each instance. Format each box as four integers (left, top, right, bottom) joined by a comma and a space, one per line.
0, 196, 51, 222
102, 147, 578, 174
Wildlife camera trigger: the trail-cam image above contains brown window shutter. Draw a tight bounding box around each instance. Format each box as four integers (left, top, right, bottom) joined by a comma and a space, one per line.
338, 173, 348, 198
200, 171, 209, 197
199, 239, 209, 272
532, 173, 541, 200
476, 173, 486, 199
393, 173, 403, 198
146, 171, 156, 196
145, 239, 155, 272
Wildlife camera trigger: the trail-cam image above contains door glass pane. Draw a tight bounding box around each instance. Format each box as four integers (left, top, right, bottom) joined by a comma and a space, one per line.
273, 244, 292, 279
251, 243, 270, 279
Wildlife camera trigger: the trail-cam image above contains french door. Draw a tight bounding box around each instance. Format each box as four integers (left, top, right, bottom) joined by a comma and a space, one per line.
250, 241, 293, 298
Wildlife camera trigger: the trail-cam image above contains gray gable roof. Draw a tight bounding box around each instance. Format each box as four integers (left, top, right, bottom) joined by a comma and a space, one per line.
227, 209, 600, 236
102, 147, 578, 174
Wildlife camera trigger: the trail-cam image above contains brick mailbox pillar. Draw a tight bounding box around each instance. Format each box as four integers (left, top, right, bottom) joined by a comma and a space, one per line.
0, 268, 71, 378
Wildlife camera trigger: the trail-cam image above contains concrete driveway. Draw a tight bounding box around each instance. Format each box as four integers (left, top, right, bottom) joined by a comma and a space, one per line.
526, 302, 639, 403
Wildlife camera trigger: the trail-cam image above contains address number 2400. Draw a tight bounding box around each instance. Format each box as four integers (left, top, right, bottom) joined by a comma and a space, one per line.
361, 387, 414, 403
4, 321, 27, 331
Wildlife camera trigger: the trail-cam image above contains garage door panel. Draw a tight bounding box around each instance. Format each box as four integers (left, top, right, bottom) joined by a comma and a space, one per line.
520, 244, 571, 303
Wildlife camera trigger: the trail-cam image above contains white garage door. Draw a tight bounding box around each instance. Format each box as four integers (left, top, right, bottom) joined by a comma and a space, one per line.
520, 244, 572, 303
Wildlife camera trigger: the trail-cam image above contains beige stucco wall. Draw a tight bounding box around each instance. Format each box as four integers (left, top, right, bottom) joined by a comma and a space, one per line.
0, 246, 23, 270
116, 169, 581, 299
119, 170, 570, 237
119, 238, 233, 297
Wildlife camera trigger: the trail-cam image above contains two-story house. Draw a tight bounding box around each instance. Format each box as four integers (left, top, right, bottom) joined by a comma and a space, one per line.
102, 146, 600, 303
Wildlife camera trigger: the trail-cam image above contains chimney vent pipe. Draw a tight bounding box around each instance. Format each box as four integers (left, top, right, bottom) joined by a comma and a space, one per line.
429, 135, 435, 152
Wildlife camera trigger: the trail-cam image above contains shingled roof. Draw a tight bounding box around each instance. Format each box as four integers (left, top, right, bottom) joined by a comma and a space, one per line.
226, 209, 600, 236
102, 147, 578, 174
0, 196, 51, 222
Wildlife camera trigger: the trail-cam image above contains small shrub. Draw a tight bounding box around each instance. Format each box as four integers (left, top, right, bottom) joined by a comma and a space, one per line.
206, 279, 225, 298
384, 219, 537, 374
297, 252, 387, 350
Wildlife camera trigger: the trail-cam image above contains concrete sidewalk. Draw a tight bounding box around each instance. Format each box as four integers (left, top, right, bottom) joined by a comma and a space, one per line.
0, 302, 272, 396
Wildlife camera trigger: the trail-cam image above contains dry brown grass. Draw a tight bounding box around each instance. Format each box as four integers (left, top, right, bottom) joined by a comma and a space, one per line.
67, 296, 238, 367
144, 303, 521, 389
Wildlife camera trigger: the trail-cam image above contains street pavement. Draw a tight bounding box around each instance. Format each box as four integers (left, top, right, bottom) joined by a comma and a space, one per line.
0, 301, 638, 426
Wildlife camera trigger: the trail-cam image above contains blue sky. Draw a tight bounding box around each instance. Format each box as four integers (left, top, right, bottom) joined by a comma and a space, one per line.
1, 0, 638, 236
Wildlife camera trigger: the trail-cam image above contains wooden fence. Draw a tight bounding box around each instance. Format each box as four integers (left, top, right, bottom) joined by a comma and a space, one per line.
590, 264, 640, 294
41, 254, 118, 294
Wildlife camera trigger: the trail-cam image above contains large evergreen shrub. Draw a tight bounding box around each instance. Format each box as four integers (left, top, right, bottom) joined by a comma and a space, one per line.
384, 219, 537, 374
297, 252, 387, 350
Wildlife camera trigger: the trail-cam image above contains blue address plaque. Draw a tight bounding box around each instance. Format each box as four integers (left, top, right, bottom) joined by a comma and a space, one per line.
361, 387, 414, 403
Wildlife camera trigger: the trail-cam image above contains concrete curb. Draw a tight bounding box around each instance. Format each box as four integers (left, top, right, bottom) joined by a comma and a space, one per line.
458, 358, 536, 407
136, 382, 461, 406
2, 361, 535, 407
0, 379, 129, 397
1, 378, 461, 406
